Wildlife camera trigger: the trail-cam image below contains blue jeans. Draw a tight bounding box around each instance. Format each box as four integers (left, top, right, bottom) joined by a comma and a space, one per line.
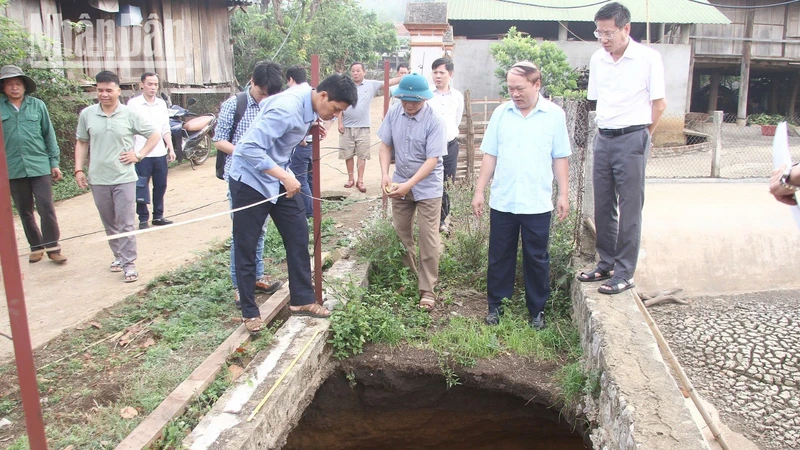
135, 155, 168, 223
289, 144, 313, 218
228, 189, 268, 290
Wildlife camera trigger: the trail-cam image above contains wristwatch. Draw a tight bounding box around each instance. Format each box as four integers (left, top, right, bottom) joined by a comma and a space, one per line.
780, 163, 800, 191
135, 151, 143, 162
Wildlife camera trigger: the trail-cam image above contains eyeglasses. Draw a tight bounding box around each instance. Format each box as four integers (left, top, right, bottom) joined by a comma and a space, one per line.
593, 29, 620, 40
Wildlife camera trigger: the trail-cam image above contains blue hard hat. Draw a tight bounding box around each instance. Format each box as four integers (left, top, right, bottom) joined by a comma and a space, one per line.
393, 73, 433, 102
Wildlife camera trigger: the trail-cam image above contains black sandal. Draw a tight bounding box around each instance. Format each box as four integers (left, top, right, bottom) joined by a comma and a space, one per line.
577, 267, 613, 282
598, 276, 635, 295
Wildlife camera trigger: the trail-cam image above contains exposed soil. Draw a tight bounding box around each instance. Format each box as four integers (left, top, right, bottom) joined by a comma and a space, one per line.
284, 361, 588, 450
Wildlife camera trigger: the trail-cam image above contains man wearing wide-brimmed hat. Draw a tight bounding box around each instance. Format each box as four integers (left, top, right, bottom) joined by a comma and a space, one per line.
378, 73, 447, 312
1, 64, 67, 264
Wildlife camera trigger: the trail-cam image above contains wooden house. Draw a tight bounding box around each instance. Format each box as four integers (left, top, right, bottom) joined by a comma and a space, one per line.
2, 0, 243, 93
692, 0, 800, 120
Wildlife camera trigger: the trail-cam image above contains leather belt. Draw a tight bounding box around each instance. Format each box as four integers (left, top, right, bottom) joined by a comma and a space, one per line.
598, 124, 648, 138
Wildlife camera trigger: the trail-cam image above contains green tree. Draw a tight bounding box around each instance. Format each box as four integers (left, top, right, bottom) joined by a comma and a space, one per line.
230, 0, 398, 85
489, 27, 581, 98
0, 0, 90, 172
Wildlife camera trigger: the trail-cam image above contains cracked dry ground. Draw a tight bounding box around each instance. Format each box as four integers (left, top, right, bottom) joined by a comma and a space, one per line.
649, 290, 800, 450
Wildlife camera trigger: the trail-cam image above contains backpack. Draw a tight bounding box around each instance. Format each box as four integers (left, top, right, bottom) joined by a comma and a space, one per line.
215, 91, 249, 180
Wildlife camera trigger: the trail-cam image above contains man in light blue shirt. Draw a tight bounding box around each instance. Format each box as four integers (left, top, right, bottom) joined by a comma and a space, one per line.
471, 61, 571, 330
228, 74, 358, 333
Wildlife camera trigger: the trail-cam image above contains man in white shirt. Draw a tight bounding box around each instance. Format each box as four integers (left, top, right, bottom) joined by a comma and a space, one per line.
337, 62, 404, 193
580, 2, 666, 295
427, 58, 464, 234
128, 72, 176, 229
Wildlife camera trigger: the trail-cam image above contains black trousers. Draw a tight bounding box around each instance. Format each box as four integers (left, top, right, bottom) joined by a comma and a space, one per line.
135, 155, 169, 223
487, 209, 551, 317
440, 138, 459, 225
229, 178, 315, 319
10, 175, 61, 252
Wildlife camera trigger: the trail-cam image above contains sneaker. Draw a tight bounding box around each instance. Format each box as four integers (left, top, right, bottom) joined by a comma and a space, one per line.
234, 290, 242, 310
244, 316, 264, 334
529, 312, 545, 330
47, 251, 68, 264
152, 218, 174, 226
139, 221, 150, 229
255, 276, 283, 295
29, 249, 45, 263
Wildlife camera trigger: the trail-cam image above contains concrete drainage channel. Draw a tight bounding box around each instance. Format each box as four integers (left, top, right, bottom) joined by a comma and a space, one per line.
179, 253, 708, 450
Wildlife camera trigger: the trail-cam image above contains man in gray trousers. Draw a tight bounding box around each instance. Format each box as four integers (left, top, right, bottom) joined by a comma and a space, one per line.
578, 2, 666, 294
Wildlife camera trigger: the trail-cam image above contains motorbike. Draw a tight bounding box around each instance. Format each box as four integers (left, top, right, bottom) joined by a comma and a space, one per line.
160, 93, 216, 167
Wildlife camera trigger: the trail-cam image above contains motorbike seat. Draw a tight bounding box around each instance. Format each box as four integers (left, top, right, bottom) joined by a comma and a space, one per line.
183, 114, 215, 132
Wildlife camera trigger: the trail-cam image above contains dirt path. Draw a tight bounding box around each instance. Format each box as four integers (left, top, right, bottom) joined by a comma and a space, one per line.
0, 97, 387, 363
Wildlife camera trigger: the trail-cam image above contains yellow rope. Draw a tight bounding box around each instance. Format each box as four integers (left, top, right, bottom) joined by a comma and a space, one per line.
246, 328, 322, 422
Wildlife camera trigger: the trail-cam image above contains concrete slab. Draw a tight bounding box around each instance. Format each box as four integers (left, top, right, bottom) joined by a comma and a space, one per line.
636, 181, 800, 296
184, 316, 333, 450
572, 281, 708, 450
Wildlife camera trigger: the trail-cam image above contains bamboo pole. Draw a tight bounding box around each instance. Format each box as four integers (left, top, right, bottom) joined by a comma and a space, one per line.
464, 90, 475, 182
632, 290, 732, 450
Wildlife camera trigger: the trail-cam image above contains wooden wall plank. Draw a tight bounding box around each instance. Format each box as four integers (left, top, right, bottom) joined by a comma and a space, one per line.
161, 0, 178, 84
199, 0, 213, 84
205, 0, 219, 84
191, 0, 203, 84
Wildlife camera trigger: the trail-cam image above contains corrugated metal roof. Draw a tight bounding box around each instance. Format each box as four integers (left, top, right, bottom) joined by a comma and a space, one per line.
447, 0, 731, 24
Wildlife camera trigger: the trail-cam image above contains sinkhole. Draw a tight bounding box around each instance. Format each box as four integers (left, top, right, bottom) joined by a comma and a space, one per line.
284, 369, 589, 450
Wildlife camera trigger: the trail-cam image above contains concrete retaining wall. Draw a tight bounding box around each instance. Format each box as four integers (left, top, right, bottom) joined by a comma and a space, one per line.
572, 280, 708, 450
183, 256, 370, 450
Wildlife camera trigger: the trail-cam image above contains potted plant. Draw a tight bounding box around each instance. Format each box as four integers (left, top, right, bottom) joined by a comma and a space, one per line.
748, 113, 786, 136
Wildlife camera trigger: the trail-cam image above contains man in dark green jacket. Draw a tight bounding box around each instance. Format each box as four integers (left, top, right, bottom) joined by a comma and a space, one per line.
1, 65, 67, 264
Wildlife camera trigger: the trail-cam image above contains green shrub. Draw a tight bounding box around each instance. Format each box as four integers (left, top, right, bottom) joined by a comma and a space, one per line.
490, 27, 582, 98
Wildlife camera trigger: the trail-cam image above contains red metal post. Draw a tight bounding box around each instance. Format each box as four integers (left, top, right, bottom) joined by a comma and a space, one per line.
383, 59, 391, 118
311, 54, 323, 305
382, 59, 391, 214
0, 122, 49, 448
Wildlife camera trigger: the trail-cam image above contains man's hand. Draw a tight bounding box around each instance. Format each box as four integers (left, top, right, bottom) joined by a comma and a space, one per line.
51, 167, 63, 182
168, 149, 176, 163
471, 191, 485, 218
119, 151, 139, 165
387, 181, 411, 199
556, 195, 570, 220
769, 165, 798, 206
75, 171, 88, 189
381, 175, 392, 194
299, 140, 308, 147
338, 121, 345, 135
282, 174, 302, 198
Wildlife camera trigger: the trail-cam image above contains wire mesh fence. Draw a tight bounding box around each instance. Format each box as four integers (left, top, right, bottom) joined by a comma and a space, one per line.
455, 93, 590, 247
646, 112, 800, 179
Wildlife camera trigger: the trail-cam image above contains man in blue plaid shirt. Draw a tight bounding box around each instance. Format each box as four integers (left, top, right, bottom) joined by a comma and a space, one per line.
213, 61, 284, 308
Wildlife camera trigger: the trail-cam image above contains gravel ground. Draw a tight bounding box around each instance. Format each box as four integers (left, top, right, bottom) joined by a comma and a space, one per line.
649, 290, 800, 450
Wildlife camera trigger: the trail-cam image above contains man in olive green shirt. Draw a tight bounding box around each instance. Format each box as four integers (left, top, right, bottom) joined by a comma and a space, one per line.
1, 65, 67, 264
75, 70, 160, 283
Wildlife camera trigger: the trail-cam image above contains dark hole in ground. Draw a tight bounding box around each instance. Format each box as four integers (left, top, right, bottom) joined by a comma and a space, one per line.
284, 370, 588, 450
323, 195, 347, 202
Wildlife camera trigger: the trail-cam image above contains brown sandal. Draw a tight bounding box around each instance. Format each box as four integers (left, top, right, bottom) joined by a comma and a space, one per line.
419, 291, 436, 312
290, 303, 331, 318
344, 180, 355, 188
356, 181, 367, 193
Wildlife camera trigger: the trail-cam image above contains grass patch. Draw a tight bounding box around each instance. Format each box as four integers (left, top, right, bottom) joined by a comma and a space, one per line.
332, 180, 587, 405
1, 244, 243, 449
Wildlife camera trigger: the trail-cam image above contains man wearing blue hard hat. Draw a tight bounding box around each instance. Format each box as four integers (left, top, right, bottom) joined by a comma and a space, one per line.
378, 73, 447, 312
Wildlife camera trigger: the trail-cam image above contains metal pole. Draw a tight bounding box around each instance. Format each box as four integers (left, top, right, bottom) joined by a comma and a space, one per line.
0, 121, 49, 449
311, 54, 323, 305
382, 59, 390, 215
